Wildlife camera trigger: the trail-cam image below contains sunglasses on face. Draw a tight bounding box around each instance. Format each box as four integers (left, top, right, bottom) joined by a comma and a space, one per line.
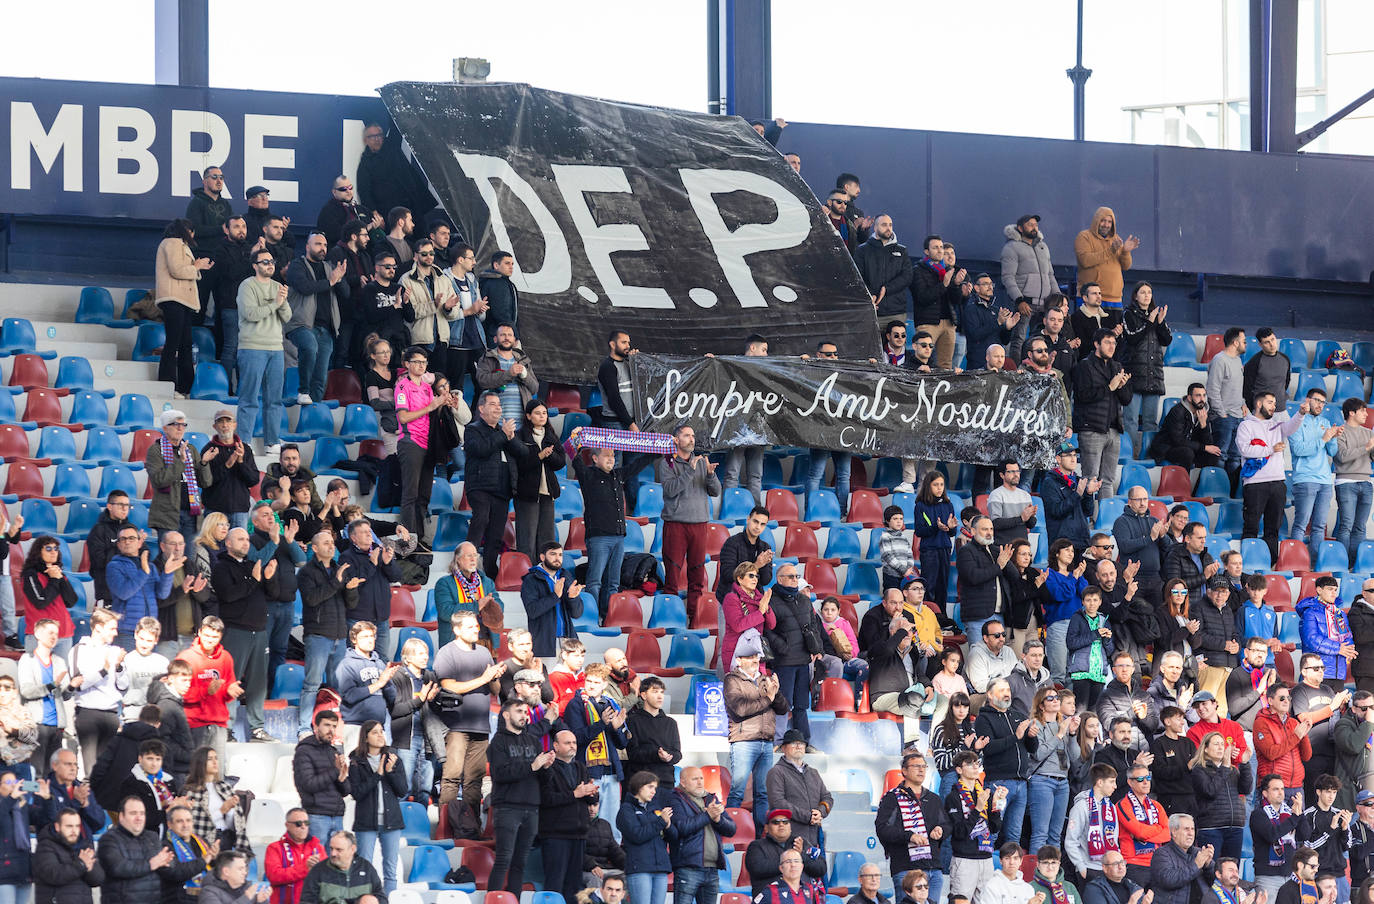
287, 820, 309, 827
1170, 589, 1189, 595
986, 632, 1005, 639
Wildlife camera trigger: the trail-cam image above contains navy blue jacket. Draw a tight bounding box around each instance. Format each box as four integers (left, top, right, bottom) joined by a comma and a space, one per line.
617, 799, 672, 874
664, 788, 736, 870
522, 565, 583, 658
477, 269, 518, 345
1065, 609, 1116, 675
1039, 470, 1095, 547
962, 297, 1012, 371
334, 648, 397, 725
565, 691, 629, 780
338, 543, 402, 627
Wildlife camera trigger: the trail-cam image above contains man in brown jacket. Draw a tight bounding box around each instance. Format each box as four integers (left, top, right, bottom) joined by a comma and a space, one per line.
723, 635, 787, 833
1073, 206, 1140, 309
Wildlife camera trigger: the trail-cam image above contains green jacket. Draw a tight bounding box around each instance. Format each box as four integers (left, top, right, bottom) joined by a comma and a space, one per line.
145, 437, 213, 531
299, 857, 386, 904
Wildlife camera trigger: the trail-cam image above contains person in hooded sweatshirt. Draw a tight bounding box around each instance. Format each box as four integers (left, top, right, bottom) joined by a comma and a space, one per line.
853, 215, 914, 320
1073, 207, 1140, 310
334, 621, 398, 731
478, 251, 519, 346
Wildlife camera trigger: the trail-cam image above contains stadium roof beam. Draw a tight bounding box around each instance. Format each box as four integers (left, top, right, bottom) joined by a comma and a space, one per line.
1249, 0, 1298, 154
154, 0, 209, 88
706, 0, 772, 122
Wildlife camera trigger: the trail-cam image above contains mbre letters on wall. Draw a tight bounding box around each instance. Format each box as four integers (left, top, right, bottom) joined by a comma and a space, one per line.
630, 354, 1071, 467
379, 82, 881, 383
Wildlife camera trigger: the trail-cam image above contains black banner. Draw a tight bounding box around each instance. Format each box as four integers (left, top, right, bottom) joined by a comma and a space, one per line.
377, 82, 881, 382
630, 354, 1071, 468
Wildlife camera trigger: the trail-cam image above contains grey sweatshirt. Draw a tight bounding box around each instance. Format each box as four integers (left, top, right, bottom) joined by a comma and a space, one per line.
1206, 352, 1246, 418
656, 455, 721, 524
1334, 422, 1374, 481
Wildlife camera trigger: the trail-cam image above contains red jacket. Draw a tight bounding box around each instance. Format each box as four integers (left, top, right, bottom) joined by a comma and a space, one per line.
265, 833, 327, 904
1252, 708, 1313, 788
1116, 791, 1171, 867
1187, 716, 1248, 767
180, 638, 236, 729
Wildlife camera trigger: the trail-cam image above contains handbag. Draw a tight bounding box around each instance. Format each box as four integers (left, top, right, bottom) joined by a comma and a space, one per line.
801, 617, 826, 656
828, 626, 853, 660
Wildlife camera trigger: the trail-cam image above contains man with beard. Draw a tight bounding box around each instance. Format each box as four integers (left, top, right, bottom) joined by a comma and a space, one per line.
1095, 558, 1157, 677
824, 190, 860, 255
962, 273, 1018, 374
1150, 383, 1223, 470
479, 252, 520, 345
264, 445, 322, 512
595, 328, 653, 510
853, 215, 913, 319
1020, 336, 1059, 378
284, 233, 349, 405
973, 679, 1034, 847
954, 516, 1014, 641
1291, 653, 1353, 800
258, 215, 293, 280
210, 215, 254, 387
1113, 486, 1167, 607
999, 214, 1056, 361
1224, 637, 1278, 731
476, 323, 539, 425
200, 411, 258, 530
1073, 329, 1133, 496
357, 249, 411, 355
316, 175, 380, 247
1074, 207, 1140, 309
1237, 391, 1306, 562
880, 321, 913, 369
1093, 716, 1153, 805
911, 234, 964, 369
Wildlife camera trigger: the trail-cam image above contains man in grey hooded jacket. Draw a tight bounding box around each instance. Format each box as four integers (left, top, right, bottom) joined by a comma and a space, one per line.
1000, 214, 1056, 361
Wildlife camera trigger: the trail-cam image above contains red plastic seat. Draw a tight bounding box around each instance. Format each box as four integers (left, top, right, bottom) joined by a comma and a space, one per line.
324, 369, 362, 405
1275, 652, 1295, 685
1201, 334, 1225, 364
358, 439, 387, 459
605, 593, 645, 631
1264, 573, 1293, 609
626, 629, 684, 677
720, 812, 753, 846
1297, 572, 1332, 602
468, 854, 500, 892
883, 769, 902, 794
688, 591, 720, 634
974, 493, 990, 516
781, 523, 819, 560
700, 765, 730, 803
564, 517, 586, 552
389, 586, 416, 622
804, 559, 840, 598
0, 425, 35, 463
128, 429, 162, 463
546, 384, 583, 413
22, 389, 68, 427
764, 488, 802, 524
494, 552, 531, 591
1155, 465, 1194, 500
3, 461, 56, 501
816, 677, 857, 713
8, 354, 51, 391
704, 523, 732, 558
845, 489, 884, 527
1275, 539, 1312, 573
1147, 499, 1168, 521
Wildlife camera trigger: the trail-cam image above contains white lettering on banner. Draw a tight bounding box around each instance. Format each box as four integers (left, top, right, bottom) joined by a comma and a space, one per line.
454, 152, 572, 294
10, 102, 82, 191
794, 371, 898, 422
171, 109, 232, 197
244, 114, 299, 203
98, 106, 158, 195
644, 368, 783, 439
551, 164, 674, 309
679, 168, 810, 308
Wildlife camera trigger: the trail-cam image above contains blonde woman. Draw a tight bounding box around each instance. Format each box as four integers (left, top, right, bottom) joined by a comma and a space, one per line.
1189, 730, 1251, 859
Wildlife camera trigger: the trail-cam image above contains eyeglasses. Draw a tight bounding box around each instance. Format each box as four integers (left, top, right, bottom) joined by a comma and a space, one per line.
1044, 694, 1059, 701
1303, 665, 1324, 672
254, 259, 275, 266
1272, 695, 1290, 702
818, 350, 839, 358
1093, 544, 1113, 550
108, 501, 130, 508
741, 574, 759, 581
778, 574, 798, 581
377, 264, 397, 270
334, 185, 353, 192
287, 820, 310, 826
417, 251, 435, 257
1130, 774, 1152, 781
167, 422, 188, 428
41, 545, 58, 552
769, 818, 791, 825
911, 884, 929, 890
914, 342, 934, 348
828, 199, 848, 206
206, 174, 224, 181
118, 535, 141, 542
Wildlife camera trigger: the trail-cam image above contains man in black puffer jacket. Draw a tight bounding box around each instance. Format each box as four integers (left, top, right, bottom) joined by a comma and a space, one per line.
463, 391, 525, 577
250, 503, 306, 701
292, 710, 350, 844
1161, 521, 1218, 608
972, 678, 1036, 846
853, 218, 914, 319
1072, 329, 1134, 497
338, 519, 402, 663
96, 797, 166, 904
763, 565, 824, 745
33, 810, 104, 904
296, 531, 361, 739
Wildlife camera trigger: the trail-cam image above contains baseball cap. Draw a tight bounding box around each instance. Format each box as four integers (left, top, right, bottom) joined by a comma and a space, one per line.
1017, 214, 1041, 228
1191, 691, 1216, 705
213, 409, 235, 422
1056, 440, 1078, 456
513, 669, 543, 684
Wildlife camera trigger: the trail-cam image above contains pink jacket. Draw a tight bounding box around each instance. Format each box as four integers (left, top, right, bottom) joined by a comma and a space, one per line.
721, 584, 776, 671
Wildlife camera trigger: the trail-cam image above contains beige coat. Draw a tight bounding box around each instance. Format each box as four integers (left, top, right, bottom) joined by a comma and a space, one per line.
154, 238, 201, 310
400, 266, 460, 345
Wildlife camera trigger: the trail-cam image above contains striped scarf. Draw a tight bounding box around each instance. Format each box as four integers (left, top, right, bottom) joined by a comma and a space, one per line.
1087, 792, 1118, 856
567, 425, 675, 455
894, 785, 931, 860
1264, 802, 1295, 866
167, 830, 211, 892
1123, 792, 1159, 857
161, 435, 202, 515
956, 780, 993, 853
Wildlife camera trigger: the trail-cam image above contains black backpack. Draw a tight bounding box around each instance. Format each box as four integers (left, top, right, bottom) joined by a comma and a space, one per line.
620, 553, 660, 592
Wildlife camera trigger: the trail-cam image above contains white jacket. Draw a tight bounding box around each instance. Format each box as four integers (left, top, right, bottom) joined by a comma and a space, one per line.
980, 870, 1037, 904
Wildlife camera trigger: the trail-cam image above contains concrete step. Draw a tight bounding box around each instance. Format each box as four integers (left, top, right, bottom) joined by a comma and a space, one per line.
0, 282, 144, 322
35, 339, 119, 361
26, 321, 141, 358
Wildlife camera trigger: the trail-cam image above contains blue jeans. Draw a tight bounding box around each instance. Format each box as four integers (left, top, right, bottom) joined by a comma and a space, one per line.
299, 634, 347, 735
308, 814, 343, 850
773, 663, 811, 742
266, 600, 293, 698
672, 865, 718, 904
287, 325, 334, 402
1046, 619, 1070, 685
990, 778, 1027, 847
1290, 481, 1334, 563
229, 512, 249, 530
397, 727, 434, 802
355, 828, 402, 891
1027, 775, 1070, 851
1122, 393, 1161, 460
595, 774, 622, 841
1214, 415, 1242, 473
0, 883, 28, 904
585, 535, 626, 622
627, 872, 667, 904
1336, 481, 1373, 570
237, 349, 285, 446
219, 306, 240, 387
806, 449, 852, 517
727, 739, 773, 829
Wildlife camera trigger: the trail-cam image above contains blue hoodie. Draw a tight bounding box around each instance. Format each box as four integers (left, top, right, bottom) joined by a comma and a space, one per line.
1287, 415, 1338, 485
1297, 594, 1354, 680
334, 647, 397, 728
1237, 597, 1278, 666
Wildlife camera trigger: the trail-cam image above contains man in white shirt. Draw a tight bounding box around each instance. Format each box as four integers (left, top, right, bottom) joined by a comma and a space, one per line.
967, 619, 1019, 704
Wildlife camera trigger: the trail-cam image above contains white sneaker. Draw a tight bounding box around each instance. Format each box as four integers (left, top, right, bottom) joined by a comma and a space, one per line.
265, 444, 282, 456
173, 391, 188, 400
893, 482, 915, 494
297, 393, 313, 405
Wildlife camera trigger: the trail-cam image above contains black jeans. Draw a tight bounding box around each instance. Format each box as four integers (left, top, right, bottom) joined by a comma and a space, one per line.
468, 490, 511, 576
490, 805, 538, 893
397, 439, 434, 540
515, 496, 556, 561
158, 301, 196, 394
74, 708, 120, 779
1243, 478, 1286, 562
539, 837, 585, 904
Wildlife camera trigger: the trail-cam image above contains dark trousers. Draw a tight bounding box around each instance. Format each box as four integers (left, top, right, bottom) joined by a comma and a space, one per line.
539, 837, 586, 904
266, 600, 293, 689
440, 344, 481, 400
1072, 678, 1105, 711
919, 546, 950, 606
74, 707, 120, 779
397, 439, 434, 541
774, 663, 812, 741
1243, 479, 1287, 562
619, 453, 655, 513
158, 301, 196, 394
30, 723, 63, 774
515, 496, 557, 561
467, 490, 511, 577
221, 625, 268, 733
490, 805, 538, 894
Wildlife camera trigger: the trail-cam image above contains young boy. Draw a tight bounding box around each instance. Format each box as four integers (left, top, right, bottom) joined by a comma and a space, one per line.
879, 505, 915, 592
946, 749, 1006, 898
1238, 573, 1281, 666
121, 616, 170, 719
548, 638, 587, 711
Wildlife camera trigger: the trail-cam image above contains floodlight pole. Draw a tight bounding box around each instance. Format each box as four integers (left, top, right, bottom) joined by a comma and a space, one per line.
1066, 0, 1092, 141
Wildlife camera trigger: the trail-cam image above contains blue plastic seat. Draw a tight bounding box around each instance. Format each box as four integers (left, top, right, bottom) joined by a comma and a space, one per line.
805, 489, 842, 523
190, 363, 234, 402
555, 483, 584, 521
1276, 612, 1300, 644
55, 357, 112, 396
82, 427, 127, 465
823, 524, 863, 563
1355, 542, 1374, 575
428, 479, 454, 513
310, 436, 349, 473
126, 500, 150, 529
1164, 339, 1197, 367
68, 391, 110, 428
1354, 342, 1374, 372
35, 427, 80, 463
1241, 538, 1273, 572
562, 411, 591, 435
0, 393, 19, 426
682, 673, 716, 714
665, 632, 709, 670
572, 592, 619, 637
633, 484, 663, 519
1182, 500, 1210, 530
1194, 466, 1231, 500
623, 520, 647, 554
114, 394, 155, 431
842, 562, 881, 599
432, 512, 470, 552
1315, 540, 1349, 573
50, 464, 93, 500
1205, 535, 1232, 562
1095, 496, 1126, 531
132, 322, 165, 362
120, 289, 145, 319
1280, 337, 1309, 369
399, 800, 450, 847
828, 850, 867, 890
192, 327, 216, 362
1215, 501, 1244, 537
648, 594, 689, 633
59, 498, 101, 540
408, 844, 467, 888
888, 492, 915, 523
391, 625, 435, 661
531, 893, 565, 904
75, 287, 116, 325
270, 663, 304, 699
281, 367, 300, 405
285, 403, 336, 440
97, 464, 140, 500
1119, 462, 1152, 493
718, 487, 756, 524
1313, 340, 1343, 371
1333, 371, 1366, 405
0, 319, 55, 358
19, 499, 59, 535
339, 403, 379, 440
1294, 371, 1328, 400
